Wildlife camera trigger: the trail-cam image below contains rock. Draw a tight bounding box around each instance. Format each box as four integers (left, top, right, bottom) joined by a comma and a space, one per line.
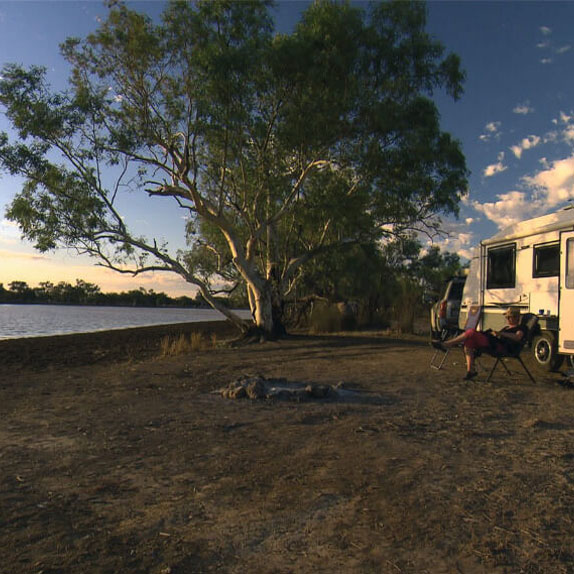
230, 386, 247, 399
220, 377, 339, 401
305, 383, 332, 399
246, 378, 266, 399
264, 388, 302, 401
221, 382, 248, 399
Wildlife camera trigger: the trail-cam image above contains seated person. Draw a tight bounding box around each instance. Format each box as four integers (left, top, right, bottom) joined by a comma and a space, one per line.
433, 306, 526, 380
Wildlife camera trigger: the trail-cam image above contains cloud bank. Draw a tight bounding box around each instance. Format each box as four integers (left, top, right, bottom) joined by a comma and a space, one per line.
474, 156, 574, 229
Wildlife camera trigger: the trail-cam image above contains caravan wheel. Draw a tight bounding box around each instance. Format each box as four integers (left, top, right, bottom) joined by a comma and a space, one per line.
533, 331, 564, 371
566, 355, 574, 369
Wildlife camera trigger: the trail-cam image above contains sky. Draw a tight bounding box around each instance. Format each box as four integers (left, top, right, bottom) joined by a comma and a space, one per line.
2, 1, 574, 296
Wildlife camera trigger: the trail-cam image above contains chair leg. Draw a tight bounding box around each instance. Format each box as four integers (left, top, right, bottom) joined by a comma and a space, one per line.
430, 348, 450, 370
486, 357, 511, 382
499, 359, 512, 375
517, 357, 536, 384
486, 356, 536, 384
430, 329, 456, 370
486, 359, 499, 382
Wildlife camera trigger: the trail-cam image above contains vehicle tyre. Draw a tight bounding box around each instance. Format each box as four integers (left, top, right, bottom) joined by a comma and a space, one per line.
533, 331, 564, 371
566, 355, 574, 369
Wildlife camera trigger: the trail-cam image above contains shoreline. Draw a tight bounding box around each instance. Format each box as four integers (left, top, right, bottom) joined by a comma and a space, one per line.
0, 320, 240, 369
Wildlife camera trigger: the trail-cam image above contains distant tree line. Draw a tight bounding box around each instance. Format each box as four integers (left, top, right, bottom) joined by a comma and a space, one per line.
0, 279, 202, 308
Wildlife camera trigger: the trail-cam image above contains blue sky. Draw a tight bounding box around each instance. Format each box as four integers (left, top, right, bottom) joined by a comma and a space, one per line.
1, 1, 574, 295
426, 1, 574, 256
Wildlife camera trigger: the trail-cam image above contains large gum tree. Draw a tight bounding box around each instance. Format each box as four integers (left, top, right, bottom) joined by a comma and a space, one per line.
0, 0, 468, 337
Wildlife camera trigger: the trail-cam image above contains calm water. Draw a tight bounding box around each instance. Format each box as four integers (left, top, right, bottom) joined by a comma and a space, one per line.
0, 304, 251, 339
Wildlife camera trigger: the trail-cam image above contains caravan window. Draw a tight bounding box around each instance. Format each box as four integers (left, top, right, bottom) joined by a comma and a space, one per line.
533, 242, 560, 278
487, 244, 516, 289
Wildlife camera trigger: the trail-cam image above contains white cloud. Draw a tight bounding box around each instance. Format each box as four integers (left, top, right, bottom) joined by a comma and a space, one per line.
544, 131, 559, 145
550, 111, 574, 146
537, 27, 571, 62
513, 102, 534, 115
479, 121, 502, 142
523, 156, 574, 207
483, 152, 507, 177
472, 191, 536, 229
474, 153, 574, 232
538, 156, 551, 169
427, 223, 475, 259
474, 156, 574, 230
510, 135, 541, 159
0, 249, 46, 261
484, 162, 506, 178
563, 126, 574, 145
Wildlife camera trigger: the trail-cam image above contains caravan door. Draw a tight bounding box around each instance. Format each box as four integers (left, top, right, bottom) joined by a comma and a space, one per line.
559, 231, 574, 353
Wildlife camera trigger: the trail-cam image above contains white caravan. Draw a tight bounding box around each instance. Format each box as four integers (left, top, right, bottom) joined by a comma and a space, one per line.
460, 206, 574, 370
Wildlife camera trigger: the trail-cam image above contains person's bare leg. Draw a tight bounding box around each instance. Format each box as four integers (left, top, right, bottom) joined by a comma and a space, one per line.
443, 332, 467, 347
465, 348, 475, 373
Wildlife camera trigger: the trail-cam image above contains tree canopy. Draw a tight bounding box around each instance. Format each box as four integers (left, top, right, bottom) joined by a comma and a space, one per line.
0, 0, 468, 336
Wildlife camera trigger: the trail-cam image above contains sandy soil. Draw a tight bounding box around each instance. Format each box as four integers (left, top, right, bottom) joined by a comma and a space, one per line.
2, 324, 574, 574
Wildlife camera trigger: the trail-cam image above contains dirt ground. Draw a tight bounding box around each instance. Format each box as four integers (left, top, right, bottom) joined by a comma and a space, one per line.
2, 323, 574, 574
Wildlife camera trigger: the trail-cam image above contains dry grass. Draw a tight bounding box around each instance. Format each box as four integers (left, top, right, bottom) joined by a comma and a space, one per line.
159, 331, 217, 357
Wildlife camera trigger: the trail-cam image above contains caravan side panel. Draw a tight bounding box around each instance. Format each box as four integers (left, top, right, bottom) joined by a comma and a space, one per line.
460, 231, 561, 331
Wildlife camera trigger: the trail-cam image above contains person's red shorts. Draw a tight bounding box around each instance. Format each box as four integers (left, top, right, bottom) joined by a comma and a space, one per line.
463, 329, 504, 353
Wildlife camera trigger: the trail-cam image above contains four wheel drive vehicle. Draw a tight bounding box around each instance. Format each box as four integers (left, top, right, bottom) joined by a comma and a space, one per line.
459, 206, 574, 371
430, 276, 466, 338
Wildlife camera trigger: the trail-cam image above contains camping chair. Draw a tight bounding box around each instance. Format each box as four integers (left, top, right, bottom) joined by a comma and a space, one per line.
430, 305, 481, 370
483, 313, 538, 383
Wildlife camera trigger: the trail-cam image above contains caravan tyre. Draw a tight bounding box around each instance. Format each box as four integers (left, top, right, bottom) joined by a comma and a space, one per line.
533, 331, 564, 371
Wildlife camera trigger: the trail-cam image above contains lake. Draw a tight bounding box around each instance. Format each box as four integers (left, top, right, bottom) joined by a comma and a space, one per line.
0, 304, 251, 339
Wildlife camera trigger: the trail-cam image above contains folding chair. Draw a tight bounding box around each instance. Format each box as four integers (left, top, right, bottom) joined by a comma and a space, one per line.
484, 313, 538, 383
430, 305, 481, 370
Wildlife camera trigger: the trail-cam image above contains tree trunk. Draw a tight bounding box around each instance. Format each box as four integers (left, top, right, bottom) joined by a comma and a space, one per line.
246, 280, 285, 339
268, 263, 286, 337
253, 289, 274, 334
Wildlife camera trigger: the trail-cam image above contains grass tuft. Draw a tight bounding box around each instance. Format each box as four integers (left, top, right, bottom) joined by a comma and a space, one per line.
159, 332, 217, 357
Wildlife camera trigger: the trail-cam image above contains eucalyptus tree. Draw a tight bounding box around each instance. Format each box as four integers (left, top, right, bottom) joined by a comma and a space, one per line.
0, 0, 468, 337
